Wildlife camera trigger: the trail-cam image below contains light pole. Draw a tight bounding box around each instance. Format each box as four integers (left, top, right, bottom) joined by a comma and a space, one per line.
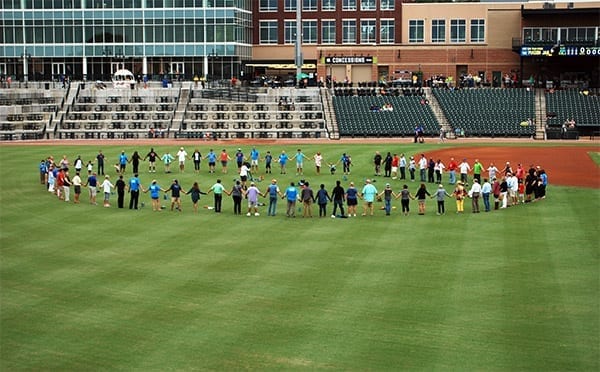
21, 49, 31, 88
209, 50, 218, 87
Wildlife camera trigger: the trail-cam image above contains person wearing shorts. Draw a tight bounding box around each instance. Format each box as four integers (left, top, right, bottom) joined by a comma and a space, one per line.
220, 149, 231, 173
250, 147, 260, 172
144, 179, 164, 211
205, 149, 217, 174
165, 179, 183, 211
360, 179, 378, 216
85, 172, 98, 205
244, 182, 261, 216
345, 182, 359, 217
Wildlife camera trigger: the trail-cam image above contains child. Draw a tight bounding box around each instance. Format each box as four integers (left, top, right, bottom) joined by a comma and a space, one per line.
518, 179, 525, 204
86, 160, 94, 175
328, 163, 337, 175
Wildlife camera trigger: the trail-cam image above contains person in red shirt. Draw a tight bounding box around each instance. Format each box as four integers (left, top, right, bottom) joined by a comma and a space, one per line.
391, 154, 400, 179
447, 157, 458, 185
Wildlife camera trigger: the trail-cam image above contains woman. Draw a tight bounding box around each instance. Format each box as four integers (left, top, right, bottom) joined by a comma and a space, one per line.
225, 180, 244, 215
345, 182, 359, 217
415, 183, 431, 215
186, 182, 206, 213
144, 179, 164, 211
130, 151, 142, 174
99, 175, 114, 208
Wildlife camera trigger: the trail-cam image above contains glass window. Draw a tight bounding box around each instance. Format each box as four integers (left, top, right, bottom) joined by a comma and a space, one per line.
450, 19, 466, 43
259, 0, 277, 11
380, 0, 394, 10
360, 19, 376, 44
303, 0, 316, 11
361, 0, 375, 11
259, 20, 278, 44
342, 0, 356, 11
322, 20, 336, 44
285, 20, 296, 44
303, 20, 317, 43
380, 19, 394, 44
470, 19, 485, 43
409, 19, 424, 43
342, 19, 356, 44
432, 19, 445, 43
322, 0, 335, 11
284, 0, 296, 11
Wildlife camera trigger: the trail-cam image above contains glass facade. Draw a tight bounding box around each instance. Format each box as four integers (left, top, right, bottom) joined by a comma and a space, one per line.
0, 0, 252, 81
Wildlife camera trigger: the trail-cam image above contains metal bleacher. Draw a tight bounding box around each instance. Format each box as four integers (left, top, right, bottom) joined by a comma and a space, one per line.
0, 90, 64, 140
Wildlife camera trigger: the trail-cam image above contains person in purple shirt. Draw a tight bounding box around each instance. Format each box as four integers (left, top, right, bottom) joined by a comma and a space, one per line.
244, 181, 262, 216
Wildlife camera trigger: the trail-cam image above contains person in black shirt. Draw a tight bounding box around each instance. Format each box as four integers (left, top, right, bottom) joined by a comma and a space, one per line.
330, 180, 346, 218
115, 175, 126, 208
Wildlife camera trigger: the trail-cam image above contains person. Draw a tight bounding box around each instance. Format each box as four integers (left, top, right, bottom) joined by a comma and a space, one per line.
341, 153, 352, 175
219, 149, 231, 173
383, 152, 393, 178
468, 178, 482, 213
59, 155, 70, 170
293, 149, 309, 176
525, 168, 537, 203
205, 149, 217, 174
331, 180, 346, 218
409, 156, 416, 182
176, 147, 188, 173
207, 179, 225, 212
293, 181, 312, 218
431, 184, 451, 215
84, 172, 98, 205
55, 168, 65, 200
74, 155, 83, 173
239, 162, 250, 188
537, 167, 548, 200
345, 182, 359, 217
487, 162, 498, 182
128, 173, 141, 210
39, 159, 48, 185
434, 159, 445, 184
453, 181, 467, 213
315, 183, 331, 217
192, 149, 202, 173
115, 174, 126, 208
225, 180, 244, 215
47, 165, 56, 194
507, 172, 519, 206
492, 177, 501, 210
397, 184, 415, 216
128, 151, 141, 175
473, 159, 483, 183
86, 160, 94, 175
499, 176, 509, 208
72, 171, 82, 204
391, 153, 400, 180
399, 153, 407, 180
418, 154, 427, 182
459, 158, 471, 184
143, 179, 164, 211
415, 183, 430, 215
283, 181, 298, 217
278, 151, 288, 174
100, 175, 114, 207
313, 152, 324, 175
164, 179, 183, 211
161, 151, 174, 173
447, 157, 458, 185
481, 178, 492, 212
62, 168, 72, 202
96, 150, 105, 175
264, 151, 273, 174
360, 179, 378, 216
377, 183, 397, 216
118, 151, 128, 174
244, 181, 262, 216
249, 147, 260, 173
427, 158, 435, 183
235, 148, 245, 171
264, 179, 282, 216
373, 151, 382, 176
144, 148, 159, 173
185, 182, 207, 214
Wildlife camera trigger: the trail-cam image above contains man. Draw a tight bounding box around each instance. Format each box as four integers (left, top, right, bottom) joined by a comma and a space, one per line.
128, 173, 141, 210
176, 147, 188, 173
294, 149, 309, 176
331, 180, 346, 218
283, 181, 298, 217
399, 153, 407, 180
205, 149, 217, 173
115, 174, 126, 208
300, 181, 315, 218
468, 178, 482, 213
391, 153, 399, 180
249, 147, 260, 172
447, 157, 458, 185
144, 147, 158, 173
207, 179, 225, 212
235, 148, 245, 171
118, 151, 128, 174
459, 158, 471, 184
84, 172, 98, 205
244, 181, 261, 216
418, 154, 428, 182
360, 179, 378, 216
96, 150, 105, 175
192, 149, 202, 173
264, 179, 282, 216
373, 151, 382, 176
473, 159, 483, 183
72, 171, 82, 204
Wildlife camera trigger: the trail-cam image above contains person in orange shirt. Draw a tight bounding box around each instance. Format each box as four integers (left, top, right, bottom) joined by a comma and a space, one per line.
220, 149, 231, 174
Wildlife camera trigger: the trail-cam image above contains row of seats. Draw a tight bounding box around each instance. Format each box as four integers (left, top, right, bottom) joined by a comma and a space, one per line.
545, 90, 600, 126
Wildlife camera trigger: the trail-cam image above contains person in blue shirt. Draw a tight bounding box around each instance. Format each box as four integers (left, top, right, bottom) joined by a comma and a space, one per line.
283, 182, 298, 217
264, 179, 282, 216
235, 148, 245, 171
205, 149, 217, 173
316, 184, 331, 217
128, 173, 141, 210
293, 149, 309, 176
264, 151, 273, 174
39, 159, 48, 185
118, 151, 128, 174
278, 151, 289, 174
144, 179, 165, 211
250, 147, 260, 172
345, 182, 359, 217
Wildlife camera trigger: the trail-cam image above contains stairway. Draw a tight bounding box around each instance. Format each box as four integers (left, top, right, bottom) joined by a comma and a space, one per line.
425, 88, 452, 139
534, 88, 547, 140
320, 88, 339, 139
49, 81, 80, 138
172, 83, 191, 134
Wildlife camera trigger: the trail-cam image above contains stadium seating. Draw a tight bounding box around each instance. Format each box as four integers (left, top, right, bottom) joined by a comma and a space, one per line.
545, 89, 600, 128
0, 90, 64, 140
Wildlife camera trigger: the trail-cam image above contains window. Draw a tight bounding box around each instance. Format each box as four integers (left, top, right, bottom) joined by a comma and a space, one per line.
470, 19, 485, 43
380, 19, 394, 44
409, 20, 424, 43
302, 0, 316, 11
303, 20, 317, 43
259, 20, 278, 44
342, 19, 356, 44
284, 0, 296, 11
361, 19, 376, 44
322, 0, 335, 11
259, 0, 277, 11
284, 20, 296, 44
342, 0, 356, 11
380, 0, 394, 10
361, 0, 375, 11
322, 20, 336, 44
432, 19, 445, 43
450, 19, 466, 43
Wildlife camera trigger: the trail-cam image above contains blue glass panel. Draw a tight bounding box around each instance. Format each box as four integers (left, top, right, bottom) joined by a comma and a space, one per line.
175, 44, 185, 55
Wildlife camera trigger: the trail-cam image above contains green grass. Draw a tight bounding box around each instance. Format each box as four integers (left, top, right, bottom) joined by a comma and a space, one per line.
1, 143, 598, 370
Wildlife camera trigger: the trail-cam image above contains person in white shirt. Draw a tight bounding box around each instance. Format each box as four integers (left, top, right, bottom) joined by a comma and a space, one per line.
418, 154, 428, 182
239, 162, 250, 188
468, 178, 482, 213
176, 147, 188, 173
459, 159, 471, 184
487, 162, 498, 182
481, 178, 492, 212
